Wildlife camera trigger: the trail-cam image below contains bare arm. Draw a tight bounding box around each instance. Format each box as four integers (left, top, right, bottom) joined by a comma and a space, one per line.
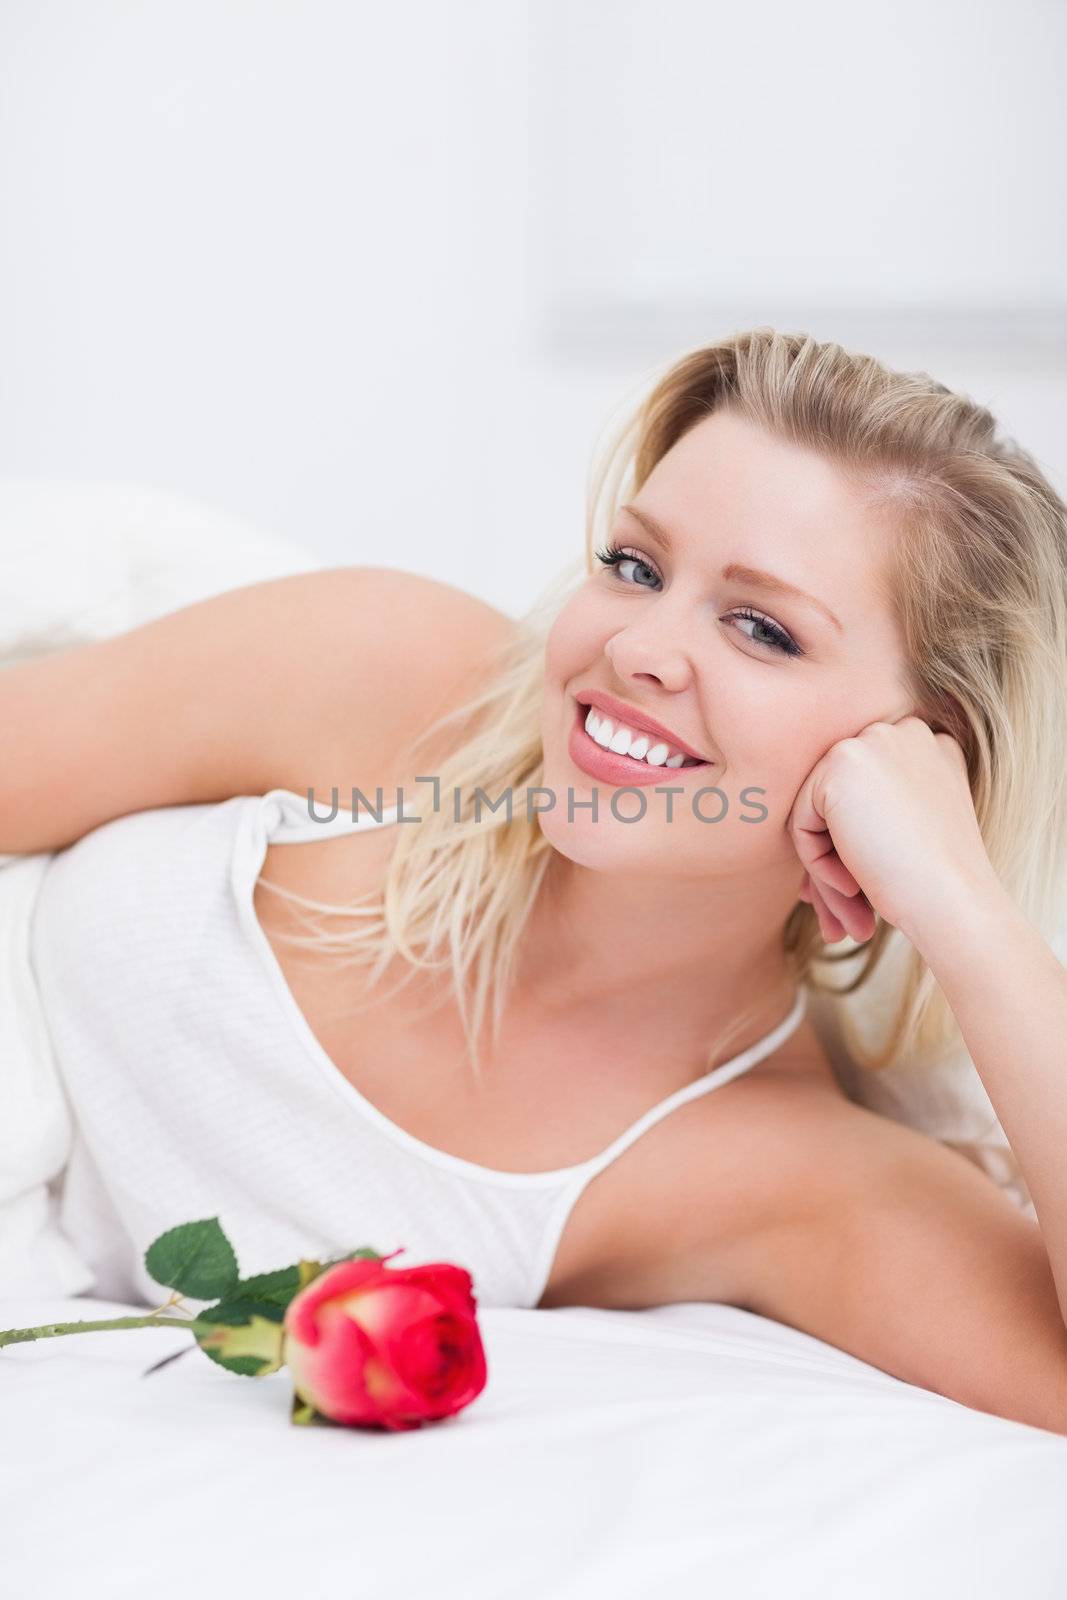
0, 564, 515, 855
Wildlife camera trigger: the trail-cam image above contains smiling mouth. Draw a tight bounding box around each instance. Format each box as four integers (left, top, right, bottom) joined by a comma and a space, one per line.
573, 698, 712, 770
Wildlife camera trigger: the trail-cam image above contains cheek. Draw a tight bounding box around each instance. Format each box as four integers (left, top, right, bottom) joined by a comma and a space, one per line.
715, 695, 824, 823
544, 593, 608, 682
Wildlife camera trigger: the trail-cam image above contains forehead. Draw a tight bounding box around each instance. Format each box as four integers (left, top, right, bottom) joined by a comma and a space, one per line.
637, 409, 897, 610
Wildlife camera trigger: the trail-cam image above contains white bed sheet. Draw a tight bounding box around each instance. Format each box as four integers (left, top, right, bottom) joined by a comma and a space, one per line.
3, 1293, 1066, 1600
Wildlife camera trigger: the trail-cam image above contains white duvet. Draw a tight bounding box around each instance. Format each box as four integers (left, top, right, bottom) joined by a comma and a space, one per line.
2, 480, 1065, 1599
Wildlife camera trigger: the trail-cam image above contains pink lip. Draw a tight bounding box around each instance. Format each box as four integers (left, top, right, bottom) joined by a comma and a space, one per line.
573, 689, 710, 763
567, 698, 712, 788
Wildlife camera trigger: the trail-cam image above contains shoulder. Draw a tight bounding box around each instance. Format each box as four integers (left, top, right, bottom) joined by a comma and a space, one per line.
689, 1081, 1067, 1433
300, 564, 517, 668
572, 1055, 848, 1313
263, 565, 518, 798
385, 568, 519, 739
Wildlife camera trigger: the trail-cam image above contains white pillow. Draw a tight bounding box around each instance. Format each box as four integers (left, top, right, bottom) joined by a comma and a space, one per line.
0, 477, 324, 667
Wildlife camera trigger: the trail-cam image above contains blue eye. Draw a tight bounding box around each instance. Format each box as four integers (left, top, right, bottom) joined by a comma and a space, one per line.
593, 542, 804, 660
593, 544, 660, 589
728, 606, 803, 659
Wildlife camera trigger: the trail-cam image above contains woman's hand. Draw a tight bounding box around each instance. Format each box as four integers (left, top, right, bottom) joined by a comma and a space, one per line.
787, 715, 997, 948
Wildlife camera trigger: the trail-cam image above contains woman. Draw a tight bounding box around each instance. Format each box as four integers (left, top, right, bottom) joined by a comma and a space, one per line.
7, 328, 1067, 1434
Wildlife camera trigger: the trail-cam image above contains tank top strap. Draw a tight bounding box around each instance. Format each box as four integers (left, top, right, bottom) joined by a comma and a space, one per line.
572, 986, 809, 1185
256, 787, 402, 845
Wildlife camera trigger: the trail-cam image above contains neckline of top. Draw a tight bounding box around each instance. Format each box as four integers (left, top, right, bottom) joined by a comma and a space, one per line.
234, 789, 808, 1187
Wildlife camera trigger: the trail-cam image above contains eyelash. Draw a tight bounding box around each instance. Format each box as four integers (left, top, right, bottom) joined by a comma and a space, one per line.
593, 542, 804, 660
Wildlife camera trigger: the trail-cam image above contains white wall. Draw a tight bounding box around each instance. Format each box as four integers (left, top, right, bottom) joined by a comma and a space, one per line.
533, 0, 1067, 312
0, 0, 1063, 619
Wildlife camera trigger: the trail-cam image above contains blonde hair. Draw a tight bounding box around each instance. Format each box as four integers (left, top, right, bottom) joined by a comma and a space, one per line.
257, 327, 1067, 1082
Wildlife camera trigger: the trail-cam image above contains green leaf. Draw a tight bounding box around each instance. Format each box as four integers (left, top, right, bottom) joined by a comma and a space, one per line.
144, 1218, 240, 1300
193, 1298, 286, 1377
229, 1264, 303, 1320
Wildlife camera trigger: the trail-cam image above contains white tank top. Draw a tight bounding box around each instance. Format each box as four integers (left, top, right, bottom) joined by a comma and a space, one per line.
28, 787, 808, 1312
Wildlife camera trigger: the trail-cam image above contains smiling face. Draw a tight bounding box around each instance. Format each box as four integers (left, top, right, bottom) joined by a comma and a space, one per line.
538, 408, 918, 881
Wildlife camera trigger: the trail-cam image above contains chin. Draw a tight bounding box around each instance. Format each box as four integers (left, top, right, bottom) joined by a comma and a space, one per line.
533, 793, 684, 874
537, 819, 639, 874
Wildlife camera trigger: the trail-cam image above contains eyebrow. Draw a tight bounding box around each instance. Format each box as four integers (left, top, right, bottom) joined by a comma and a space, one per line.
619, 504, 844, 634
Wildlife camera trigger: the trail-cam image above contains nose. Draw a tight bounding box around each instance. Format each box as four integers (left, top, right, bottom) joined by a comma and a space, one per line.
604, 618, 693, 693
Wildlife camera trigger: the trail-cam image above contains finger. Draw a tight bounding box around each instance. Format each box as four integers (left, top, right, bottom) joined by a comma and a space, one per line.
788, 770, 862, 897
813, 874, 876, 944
806, 843, 864, 900
806, 875, 848, 943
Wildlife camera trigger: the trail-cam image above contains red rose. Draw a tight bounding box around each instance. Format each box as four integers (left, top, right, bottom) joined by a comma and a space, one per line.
282, 1249, 488, 1431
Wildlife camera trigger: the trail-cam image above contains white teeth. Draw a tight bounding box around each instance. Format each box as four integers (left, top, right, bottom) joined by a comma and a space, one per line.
582, 706, 702, 768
